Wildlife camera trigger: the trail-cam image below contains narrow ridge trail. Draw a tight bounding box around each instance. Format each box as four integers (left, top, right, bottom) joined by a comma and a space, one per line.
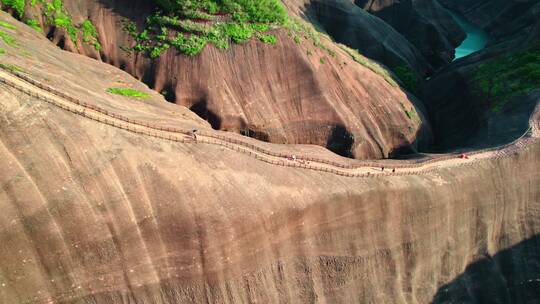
0, 68, 537, 178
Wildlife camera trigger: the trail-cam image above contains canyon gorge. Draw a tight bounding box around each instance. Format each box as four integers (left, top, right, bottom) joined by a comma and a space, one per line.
0, 0, 539, 303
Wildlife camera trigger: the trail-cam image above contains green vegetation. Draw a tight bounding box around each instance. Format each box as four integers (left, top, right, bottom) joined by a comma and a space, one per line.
81, 19, 100, 51
285, 18, 332, 55
258, 33, 276, 44
0, 62, 22, 72
393, 65, 417, 93
337, 43, 398, 87
106, 87, 150, 99
123, 0, 288, 57
53, 11, 77, 44
400, 102, 419, 121
25, 18, 41, 31
0, 29, 16, 46
0, 0, 25, 18
0, 0, 404, 91
0, 20, 16, 29
0, 47, 5, 54
155, 0, 288, 24
475, 49, 540, 112
0, 0, 101, 50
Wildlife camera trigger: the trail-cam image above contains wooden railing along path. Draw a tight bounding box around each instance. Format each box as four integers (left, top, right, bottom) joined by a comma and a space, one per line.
0, 66, 537, 178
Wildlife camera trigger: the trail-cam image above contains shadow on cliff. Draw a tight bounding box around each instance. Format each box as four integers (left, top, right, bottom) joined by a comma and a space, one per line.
95, 0, 154, 21
422, 73, 539, 153
432, 235, 540, 304
189, 100, 222, 130
302, 0, 430, 76
326, 125, 354, 158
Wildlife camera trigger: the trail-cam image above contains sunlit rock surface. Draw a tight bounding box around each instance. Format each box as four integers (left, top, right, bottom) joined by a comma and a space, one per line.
1, 9, 540, 304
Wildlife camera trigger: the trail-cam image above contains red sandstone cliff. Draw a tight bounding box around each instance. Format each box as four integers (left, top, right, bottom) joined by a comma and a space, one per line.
18, 0, 432, 160
1, 11, 540, 304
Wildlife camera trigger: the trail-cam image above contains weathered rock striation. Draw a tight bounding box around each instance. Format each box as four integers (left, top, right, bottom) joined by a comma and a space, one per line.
17, 0, 431, 160
355, 0, 466, 70
288, 0, 433, 75
1, 9, 540, 304
438, 0, 540, 35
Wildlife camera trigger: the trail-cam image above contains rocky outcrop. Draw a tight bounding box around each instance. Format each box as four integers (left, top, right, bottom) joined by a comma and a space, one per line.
355, 0, 466, 70
17, 0, 431, 160
438, 0, 540, 39
289, 0, 431, 75
422, 1, 540, 150
1, 11, 540, 304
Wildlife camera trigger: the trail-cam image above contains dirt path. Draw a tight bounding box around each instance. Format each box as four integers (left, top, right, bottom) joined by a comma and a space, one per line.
0, 68, 537, 178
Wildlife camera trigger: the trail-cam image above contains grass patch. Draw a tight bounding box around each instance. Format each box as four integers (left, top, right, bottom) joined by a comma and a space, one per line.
53, 11, 77, 41
475, 49, 540, 112
25, 18, 42, 31
123, 0, 288, 57
400, 102, 419, 122
2, 0, 101, 49
81, 19, 101, 51
258, 33, 276, 44
0, 20, 16, 30
0, 29, 16, 46
0, 62, 23, 72
337, 43, 398, 87
106, 87, 150, 99
0, 0, 25, 18
156, 0, 288, 24
0, 47, 5, 54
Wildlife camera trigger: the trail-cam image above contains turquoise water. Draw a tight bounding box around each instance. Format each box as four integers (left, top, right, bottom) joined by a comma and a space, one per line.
448, 10, 489, 60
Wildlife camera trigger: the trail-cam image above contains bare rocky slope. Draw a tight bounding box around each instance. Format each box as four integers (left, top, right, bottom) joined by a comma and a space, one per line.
15, 0, 432, 160
285, 0, 432, 75
1, 11, 540, 304
438, 0, 540, 34
354, 0, 466, 70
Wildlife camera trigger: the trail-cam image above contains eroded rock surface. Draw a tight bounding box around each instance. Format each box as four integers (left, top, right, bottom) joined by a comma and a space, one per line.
290, 0, 431, 74
1, 10, 540, 304
20, 0, 431, 160
355, 0, 466, 69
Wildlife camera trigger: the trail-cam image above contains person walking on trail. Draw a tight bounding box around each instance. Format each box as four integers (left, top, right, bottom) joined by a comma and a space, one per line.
381, 166, 385, 172
392, 168, 396, 173
191, 129, 198, 141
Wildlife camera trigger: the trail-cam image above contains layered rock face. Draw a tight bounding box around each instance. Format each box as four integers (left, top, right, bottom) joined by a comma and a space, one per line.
289, 0, 431, 74
19, 0, 431, 160
438, 0, 540, 34
422, 1, 540, 150
355, 0, 466, 70
1, 11, 540, 304
438, 0, 540, 49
